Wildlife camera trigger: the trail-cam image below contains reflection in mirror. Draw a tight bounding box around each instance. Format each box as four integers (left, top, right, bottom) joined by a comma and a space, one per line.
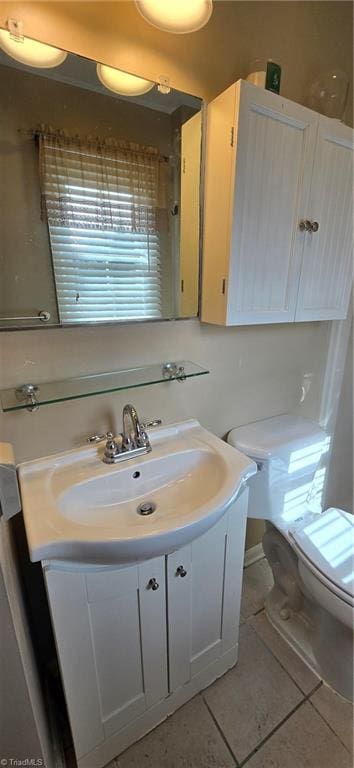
0, 46, 202, 328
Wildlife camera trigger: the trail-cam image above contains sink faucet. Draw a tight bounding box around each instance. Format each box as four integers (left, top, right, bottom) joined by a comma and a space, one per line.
102, 404, 153, 465
122, 403, 146, 449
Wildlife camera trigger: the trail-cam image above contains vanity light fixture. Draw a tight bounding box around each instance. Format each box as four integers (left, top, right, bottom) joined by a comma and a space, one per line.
97, 63, 155, 96
0, 28, 67, 68
135, 0, 213, 34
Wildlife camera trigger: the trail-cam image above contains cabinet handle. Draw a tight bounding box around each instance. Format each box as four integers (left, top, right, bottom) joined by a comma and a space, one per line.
148, 578, 159, 590
299, 219, 312, 232
299, 219, 319, 233
176, 565, 187, 578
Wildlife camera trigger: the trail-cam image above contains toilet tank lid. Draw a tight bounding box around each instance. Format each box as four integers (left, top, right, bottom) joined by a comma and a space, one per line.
227, 415, 327, 461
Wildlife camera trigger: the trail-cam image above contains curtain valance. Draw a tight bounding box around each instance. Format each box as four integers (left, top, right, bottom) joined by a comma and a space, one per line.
38, 127, 169, 234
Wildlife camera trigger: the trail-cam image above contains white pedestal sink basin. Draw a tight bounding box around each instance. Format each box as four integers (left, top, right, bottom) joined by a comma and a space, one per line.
18, 419, 256, 564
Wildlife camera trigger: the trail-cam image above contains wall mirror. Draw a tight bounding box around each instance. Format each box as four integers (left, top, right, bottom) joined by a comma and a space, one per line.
0, 39, 203, 329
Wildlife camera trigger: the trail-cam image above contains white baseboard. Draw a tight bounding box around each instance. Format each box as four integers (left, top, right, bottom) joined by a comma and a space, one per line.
244, 542, 264, 568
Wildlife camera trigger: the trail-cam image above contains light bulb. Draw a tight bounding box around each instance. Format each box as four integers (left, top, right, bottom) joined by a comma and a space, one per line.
97, 63, 154, 96
135, 0, 213, 34
0, 29, 67, 68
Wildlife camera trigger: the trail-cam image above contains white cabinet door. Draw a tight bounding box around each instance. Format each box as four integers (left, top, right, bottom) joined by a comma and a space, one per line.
227, 82, 318, 325
295, 117, 353, 321
167, 489, 248, 691
44, 557, 167, 760
202, 80, 318, 326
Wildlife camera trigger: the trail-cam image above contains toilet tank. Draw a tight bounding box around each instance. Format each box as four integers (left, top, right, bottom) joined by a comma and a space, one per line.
228, 415, 327, 525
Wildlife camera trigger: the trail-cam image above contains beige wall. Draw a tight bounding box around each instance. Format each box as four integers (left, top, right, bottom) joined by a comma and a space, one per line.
0, 1, 352, 548
0, 2, 352, 124
325, 329, 353, 513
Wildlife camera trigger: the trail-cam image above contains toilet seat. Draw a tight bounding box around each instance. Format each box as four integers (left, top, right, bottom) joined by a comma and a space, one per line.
289, 508, 354, 607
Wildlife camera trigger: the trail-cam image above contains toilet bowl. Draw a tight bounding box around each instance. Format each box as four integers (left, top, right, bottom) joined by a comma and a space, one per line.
228, 414, 354, 701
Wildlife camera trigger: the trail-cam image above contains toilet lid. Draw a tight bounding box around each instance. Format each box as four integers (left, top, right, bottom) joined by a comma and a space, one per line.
289, 508, 354, 600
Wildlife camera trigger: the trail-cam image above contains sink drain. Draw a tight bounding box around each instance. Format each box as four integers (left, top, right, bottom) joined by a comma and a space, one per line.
137, 501, 156, 516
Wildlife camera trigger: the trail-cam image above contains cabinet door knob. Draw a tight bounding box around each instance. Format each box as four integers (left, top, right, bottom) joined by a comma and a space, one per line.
176, 565, 187, 577
148, 578, 159, 590
299, 219, 319, 233
299, 219, 312, 232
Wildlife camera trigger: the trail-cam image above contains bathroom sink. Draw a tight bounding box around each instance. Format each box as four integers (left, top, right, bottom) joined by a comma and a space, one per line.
18, 419, 256, 564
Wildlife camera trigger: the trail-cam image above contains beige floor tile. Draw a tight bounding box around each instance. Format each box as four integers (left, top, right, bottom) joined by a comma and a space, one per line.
250, 611, 320, 694
117, 696, 235, 768
311, 684, 354, 753
241, 558, 274, 618
245, 701, 352, 768
203, 623, 303, 763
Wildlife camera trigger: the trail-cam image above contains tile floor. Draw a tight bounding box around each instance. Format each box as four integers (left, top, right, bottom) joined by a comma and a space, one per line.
107, 557, 354, 768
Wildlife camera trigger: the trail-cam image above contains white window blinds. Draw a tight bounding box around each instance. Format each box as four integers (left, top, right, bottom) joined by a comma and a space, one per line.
39, 130, 169, 323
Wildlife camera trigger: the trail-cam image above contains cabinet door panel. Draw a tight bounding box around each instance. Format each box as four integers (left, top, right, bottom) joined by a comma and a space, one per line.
190, 514, 227, 676
167, 496, 248, 691
45, 570, 105, 759
295, 118, 353, 321
228, 84, 317, 324
45, 557, 167, 760
167, 519, 229, 691
86, 563, 138, 602
89, 591, 146, 739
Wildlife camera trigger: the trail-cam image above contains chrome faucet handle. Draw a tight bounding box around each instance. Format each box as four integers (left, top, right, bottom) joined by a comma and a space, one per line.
104, 434, 123, 460
136, 428, 151, 449
142, 419, 162, 429
87, 431, 113, 444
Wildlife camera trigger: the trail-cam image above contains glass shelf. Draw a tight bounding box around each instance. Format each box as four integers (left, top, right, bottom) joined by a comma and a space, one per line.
0, 360, 209, 413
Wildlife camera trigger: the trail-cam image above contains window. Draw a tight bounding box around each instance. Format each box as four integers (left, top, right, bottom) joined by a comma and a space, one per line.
39, 130, 168, 323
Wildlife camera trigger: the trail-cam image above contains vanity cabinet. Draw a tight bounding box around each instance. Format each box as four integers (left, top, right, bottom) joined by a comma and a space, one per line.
43, 489, 248, 768
201, 79, 353, 326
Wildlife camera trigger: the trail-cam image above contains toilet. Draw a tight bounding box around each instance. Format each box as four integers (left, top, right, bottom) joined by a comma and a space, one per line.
228, 414, 354, 701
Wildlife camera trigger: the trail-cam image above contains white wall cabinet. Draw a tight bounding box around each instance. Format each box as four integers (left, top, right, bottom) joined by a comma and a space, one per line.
44, 489, 248, 768
201, 80, 353, 326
